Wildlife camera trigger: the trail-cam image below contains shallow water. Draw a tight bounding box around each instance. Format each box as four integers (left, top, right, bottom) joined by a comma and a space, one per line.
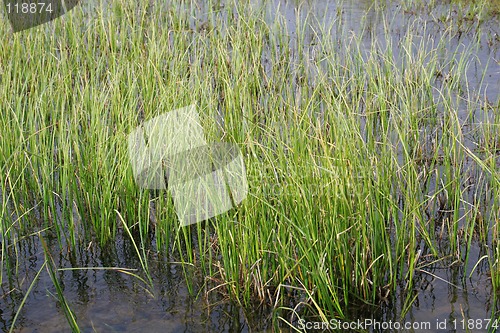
1, 232, 255, 332
1, 0, 499, 332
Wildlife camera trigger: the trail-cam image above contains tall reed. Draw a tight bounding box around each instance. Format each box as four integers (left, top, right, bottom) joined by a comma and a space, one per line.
0, 0, 498, 329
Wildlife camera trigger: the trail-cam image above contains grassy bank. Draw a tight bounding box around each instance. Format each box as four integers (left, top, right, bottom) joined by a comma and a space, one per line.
1, 0, 499, 330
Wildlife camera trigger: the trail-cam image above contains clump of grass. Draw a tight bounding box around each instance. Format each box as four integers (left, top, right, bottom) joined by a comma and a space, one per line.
0, 0, 499, 329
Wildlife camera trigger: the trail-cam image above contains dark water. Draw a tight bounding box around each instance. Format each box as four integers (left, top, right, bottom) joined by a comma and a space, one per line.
1, 0, 499, 332
1, 231, 256, 332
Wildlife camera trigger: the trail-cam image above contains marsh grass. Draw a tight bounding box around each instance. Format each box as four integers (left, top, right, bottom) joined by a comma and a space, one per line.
0, 0, 499, 330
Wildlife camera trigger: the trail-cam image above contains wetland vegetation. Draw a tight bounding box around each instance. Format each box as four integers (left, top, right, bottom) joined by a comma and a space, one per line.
0, 0, 499, 331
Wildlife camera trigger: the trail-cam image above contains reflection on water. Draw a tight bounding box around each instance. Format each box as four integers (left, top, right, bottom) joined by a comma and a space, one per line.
1, 232, 253, 332
1, 0, 499, 332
